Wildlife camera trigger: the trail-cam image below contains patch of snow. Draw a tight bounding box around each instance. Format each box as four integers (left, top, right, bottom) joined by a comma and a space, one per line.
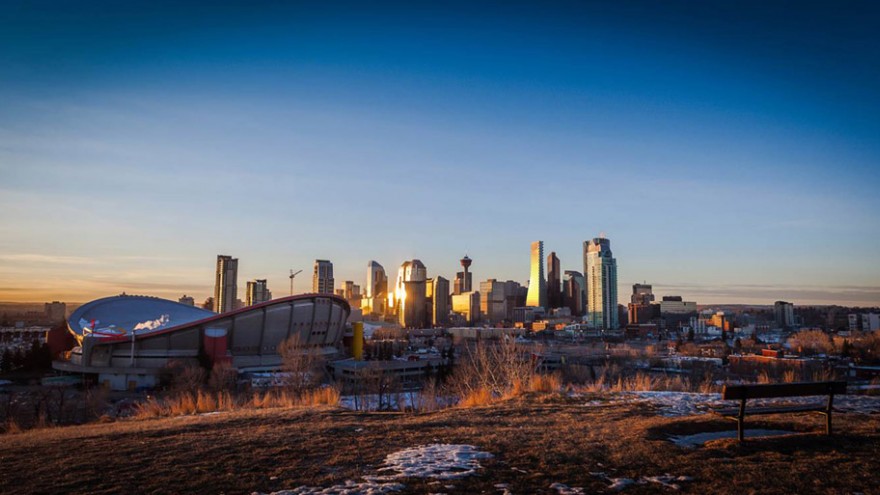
339, 393, 456, 412
366, 444, 493, 481
256, 480, 404, 495
643, 475, 694, 490
670, 429, 795, 448
616, 391, 880, 417
550, 482, 585, 494
591, 471, 693, 492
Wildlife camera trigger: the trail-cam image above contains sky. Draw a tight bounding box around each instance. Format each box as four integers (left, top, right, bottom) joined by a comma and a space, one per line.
0, 1, 878, 306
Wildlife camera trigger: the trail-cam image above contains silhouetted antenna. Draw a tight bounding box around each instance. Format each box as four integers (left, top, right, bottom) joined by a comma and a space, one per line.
289, 269, 302, 296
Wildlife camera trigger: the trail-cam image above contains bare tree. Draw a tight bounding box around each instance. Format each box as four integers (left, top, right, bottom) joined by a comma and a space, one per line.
449, 339, 534, 399
279, 334, 327, 394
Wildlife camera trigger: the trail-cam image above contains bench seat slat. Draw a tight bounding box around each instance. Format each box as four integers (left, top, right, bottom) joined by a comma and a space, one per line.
722, 381, 846, 400
712, 404, 828, 416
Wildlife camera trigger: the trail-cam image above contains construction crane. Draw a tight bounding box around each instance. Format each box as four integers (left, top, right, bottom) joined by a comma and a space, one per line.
289, 269, 302, 296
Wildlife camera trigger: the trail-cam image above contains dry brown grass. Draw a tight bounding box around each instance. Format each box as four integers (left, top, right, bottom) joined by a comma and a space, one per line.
1, 394, 879, 495
133, 387, 341, 419
459, 387, 494, 407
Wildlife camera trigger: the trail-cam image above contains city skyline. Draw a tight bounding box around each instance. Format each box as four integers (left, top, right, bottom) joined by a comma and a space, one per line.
1, 2, 878, 306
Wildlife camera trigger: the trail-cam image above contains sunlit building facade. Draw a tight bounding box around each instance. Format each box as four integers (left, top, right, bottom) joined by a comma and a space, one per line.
452, 291, 481, 325
584, 237, 619, 329
432, 276, 450, 326
480, 279, 509, 323
363, 260, 388, 316
214, 255, 238, 313
526, 241, 547, 308
396, 260, 428, 328
246, 279, 272, 306
312, 259, 334, 294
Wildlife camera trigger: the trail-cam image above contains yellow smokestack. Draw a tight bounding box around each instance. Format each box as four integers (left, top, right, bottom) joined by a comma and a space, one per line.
352, 321, 364, 360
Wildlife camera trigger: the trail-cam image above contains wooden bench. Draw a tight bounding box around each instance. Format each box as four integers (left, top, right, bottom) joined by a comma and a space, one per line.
712, 381, 847, 442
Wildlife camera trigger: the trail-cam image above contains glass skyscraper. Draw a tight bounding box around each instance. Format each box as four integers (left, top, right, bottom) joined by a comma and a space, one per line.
583, 237, 619, 329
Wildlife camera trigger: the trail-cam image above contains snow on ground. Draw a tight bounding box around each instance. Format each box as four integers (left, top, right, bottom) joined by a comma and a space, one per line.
612, 391, 880, 417
549, 481, 585, 494
591, 472, 693, 492
366, 444, 494, 481
338, 393, 457, 412
669, 429, 795, 448
256, 480, 404, 495
259, 444, 492, 495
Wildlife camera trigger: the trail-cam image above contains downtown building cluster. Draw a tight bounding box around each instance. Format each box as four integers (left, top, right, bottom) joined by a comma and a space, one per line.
200, 236, 624, 331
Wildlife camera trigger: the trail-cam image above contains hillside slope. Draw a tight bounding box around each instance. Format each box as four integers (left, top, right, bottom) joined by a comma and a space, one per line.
1, 394, 878, 494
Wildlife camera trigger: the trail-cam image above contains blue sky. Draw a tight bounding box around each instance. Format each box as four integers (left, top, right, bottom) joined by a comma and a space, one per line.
1, 1, 878, 305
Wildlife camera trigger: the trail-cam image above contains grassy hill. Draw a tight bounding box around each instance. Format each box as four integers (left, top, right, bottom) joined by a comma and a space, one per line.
1, 393, 878, 494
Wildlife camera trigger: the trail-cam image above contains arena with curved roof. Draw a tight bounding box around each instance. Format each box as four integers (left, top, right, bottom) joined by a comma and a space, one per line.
54, 293, 351, 390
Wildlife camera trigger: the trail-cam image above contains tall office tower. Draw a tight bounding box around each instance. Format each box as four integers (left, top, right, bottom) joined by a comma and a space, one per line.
526, 241, 547, 308
453, 255, 473, 295
312, 260, 334, 294
178, 295, 195, 307
563, 271, 586, 316
452, 291, 481, 325
432, 276, 450, 326
631, 284, 654, 305
396, 260, 428, 328
774, 301, 795, 329
246, 279, 272, 306
364, 260, 388, 315
583, 237, 619, 329
503, 280, 522, 320
214, 255, 239, 313
480, 279, 510, 323
547, 251, 562, 309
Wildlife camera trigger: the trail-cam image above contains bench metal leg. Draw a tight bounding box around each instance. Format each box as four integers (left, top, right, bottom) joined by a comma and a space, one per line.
826, 392, 834, 435
738, 398, 746, 442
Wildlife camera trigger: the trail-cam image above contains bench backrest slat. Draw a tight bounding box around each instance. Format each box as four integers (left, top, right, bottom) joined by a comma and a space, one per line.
722, 381, 846, 400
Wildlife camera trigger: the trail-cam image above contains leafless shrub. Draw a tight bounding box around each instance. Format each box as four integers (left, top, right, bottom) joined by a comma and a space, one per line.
280, 334, 327, 394
207, 361, 238, 392
788, 329, 835, 356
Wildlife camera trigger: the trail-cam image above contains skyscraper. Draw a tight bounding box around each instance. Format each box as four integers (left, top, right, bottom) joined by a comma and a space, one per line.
364, 260, 388, 315
453, 255, 473, 295
312, 260, 334, 294
396, 260, 428, 328
563, 271, 586, 316
432, 276, 450, 326
452, 291, 480, 325
246, 279, 272, 306
526, 241, 547, 308
584, 237, 619, 329
547, 251, 562, 309
214, 255, 238, 313
480, 279, 511, 323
